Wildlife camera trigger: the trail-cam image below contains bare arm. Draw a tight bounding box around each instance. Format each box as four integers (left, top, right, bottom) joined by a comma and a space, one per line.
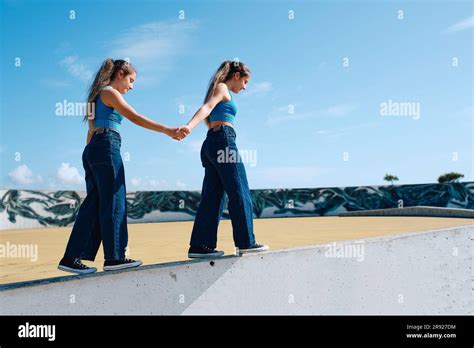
185, 83, 227, 131
101, 89, 179, 138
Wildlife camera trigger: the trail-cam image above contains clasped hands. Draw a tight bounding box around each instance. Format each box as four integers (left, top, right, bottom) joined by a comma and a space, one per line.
167, 125, 191, 141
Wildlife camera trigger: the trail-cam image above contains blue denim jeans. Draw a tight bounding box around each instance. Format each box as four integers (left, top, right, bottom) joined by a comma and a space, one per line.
64, 130, 128, 261
190, 125, 256, 249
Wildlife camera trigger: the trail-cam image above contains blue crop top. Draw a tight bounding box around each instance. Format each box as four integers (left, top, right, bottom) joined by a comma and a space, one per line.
208, 88, 237, 124
93, 86, 124, 131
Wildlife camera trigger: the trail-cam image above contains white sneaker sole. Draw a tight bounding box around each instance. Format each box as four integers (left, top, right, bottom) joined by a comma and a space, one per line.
58, 265, 97, 275
188, 251, 225, 259
103, 260, 143, 271
237, 245, 269, 254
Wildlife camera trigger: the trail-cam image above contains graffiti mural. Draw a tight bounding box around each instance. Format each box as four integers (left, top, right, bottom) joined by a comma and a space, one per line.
1, 182, 473, 230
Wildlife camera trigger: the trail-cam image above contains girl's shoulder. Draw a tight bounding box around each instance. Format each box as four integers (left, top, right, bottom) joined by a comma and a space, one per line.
215, 83, 231, 100
99, 87, 119, 107
215, 82, 228, 91
100, 86, 118, 95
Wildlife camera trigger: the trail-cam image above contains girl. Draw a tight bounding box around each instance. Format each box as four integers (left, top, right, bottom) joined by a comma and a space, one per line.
58, 58, 188, 274
180, 60, 269, 258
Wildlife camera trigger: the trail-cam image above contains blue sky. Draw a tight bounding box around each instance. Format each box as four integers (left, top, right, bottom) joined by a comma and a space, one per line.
0, 0, 472, 191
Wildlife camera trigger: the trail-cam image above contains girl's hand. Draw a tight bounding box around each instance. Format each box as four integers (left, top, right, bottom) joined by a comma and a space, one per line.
165, 127, 183, 141
177, 126, 191, 139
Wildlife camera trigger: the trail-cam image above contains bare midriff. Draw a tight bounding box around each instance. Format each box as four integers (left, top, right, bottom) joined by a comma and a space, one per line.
209, 121, 234, 129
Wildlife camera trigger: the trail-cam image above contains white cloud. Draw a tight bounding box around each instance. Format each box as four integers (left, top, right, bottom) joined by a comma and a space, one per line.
129, 177, 188, 190
54, 41, 73, 55
130, 178, 142, 186
130, 177, 169, 190
313, 122, 376, 140
462, 106, 473, 117
254, 166, 332, 188
187, 140, 203, 153
57, 162, 83, 185
174, 95, 201, 120
8, 165, 34, 185
59, 56, 93, 83
445, 16, 474, 33
176, 180, 187, 189
265, 111, 313, 126
109, 21, 198, 71
244, 82, 273, 96
266, 103, 357, 126
41, 79, 72, 88
47, 179, 58, 190
177, 139, 203, 154
325, 104, 358, 117
57, 21, 197, 87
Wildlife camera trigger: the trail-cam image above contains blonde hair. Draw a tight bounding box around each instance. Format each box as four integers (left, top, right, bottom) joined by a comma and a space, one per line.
84, 58, 136, 122
203, 60, 251, 127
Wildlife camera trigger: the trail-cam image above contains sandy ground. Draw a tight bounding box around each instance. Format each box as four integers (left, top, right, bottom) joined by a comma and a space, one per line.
0, 216, 472, 284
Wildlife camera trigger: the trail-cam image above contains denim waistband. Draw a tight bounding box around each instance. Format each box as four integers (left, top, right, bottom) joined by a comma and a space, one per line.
91, 129, 122, 143
206, 125, 236, 137
94, 127, 120, 135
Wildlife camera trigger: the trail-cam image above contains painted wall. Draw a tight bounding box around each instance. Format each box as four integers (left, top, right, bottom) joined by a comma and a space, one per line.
1, 182, 473, 230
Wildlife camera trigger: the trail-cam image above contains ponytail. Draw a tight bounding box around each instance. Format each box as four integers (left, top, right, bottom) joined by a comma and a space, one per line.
203, 60, 251, 127
83, 58, 135, 122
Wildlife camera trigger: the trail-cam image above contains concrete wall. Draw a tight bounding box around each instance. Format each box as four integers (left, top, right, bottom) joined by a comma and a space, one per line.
1, 225, 472, 315
2, 181, 473, 230
339, 206, 474, 218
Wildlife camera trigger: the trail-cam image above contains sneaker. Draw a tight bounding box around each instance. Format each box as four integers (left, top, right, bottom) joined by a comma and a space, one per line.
58, 257, 97, 275
237, 243, 269, 254
188, 245, 225, 259
103, 258, 142, 271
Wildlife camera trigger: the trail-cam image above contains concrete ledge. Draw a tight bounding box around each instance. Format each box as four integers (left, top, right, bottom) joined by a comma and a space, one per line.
339, 206, 474, 218
0, 226, 472, 315
0, 255, 241, 292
